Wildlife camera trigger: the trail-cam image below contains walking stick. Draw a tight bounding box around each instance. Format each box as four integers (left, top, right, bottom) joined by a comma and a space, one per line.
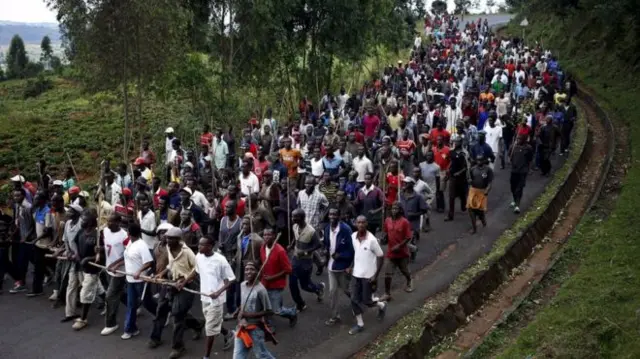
65, 151, 79, 182
286, 178, 291, 247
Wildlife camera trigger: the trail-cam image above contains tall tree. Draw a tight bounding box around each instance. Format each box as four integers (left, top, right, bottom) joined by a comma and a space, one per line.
40, 35, 53, 64
453, 0, 473, 14
6, 35, 28, 79
431, 0, 448, 15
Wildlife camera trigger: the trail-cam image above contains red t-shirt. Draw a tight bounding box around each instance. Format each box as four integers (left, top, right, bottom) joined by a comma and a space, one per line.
260, 243, 292, 290
429, 128, 451, 146
221, 196, 246, 217
432, 145, 451, 171
346, 130, 365, 144
396, 139, 416, 155
153, 188, 168, 209
254, 160, 270, 183
383, 217, 412, 259
200, 132, 214, 147
363, 115, 380, 138
385, 173, 401, 205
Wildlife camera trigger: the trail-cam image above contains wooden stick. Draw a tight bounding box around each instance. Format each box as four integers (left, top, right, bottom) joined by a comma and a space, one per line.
65, 151, 79, 181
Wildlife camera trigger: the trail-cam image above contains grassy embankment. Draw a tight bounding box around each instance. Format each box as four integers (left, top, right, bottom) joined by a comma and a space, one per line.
472, 12, 640, 358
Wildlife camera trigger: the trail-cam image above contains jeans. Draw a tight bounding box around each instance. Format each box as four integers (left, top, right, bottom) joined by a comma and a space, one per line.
104, 275, 126, 328
54, 259, 72, 301
232, 327, 275, 359
124, 282, 158, 333
350, 277, 374, 316
328, 271, 351, 318
289, 260, 320, 308
267, 289, 296, 318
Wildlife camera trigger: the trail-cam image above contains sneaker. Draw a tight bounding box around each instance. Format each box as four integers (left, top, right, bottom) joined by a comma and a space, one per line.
101, 325, 119, 336
377, 302, 387, 321
325, 316, 341, 326
316, 282, 325, 302
514, 206, 521, 214
72, 318, 88, 330
48, 290, 58, 301
223, 331, 234, 351
121, 330, 140, 340
136, 307, 143, 316
405, 279, 414, 293
147, 339, 162, 349
26, 291, 44, 298
297, 303, 308, 312
510, 201, 516, 208
288, 313, 298, 328
9, 282, 26, 294
349, 325, 364, 335
168, 347, 186, 359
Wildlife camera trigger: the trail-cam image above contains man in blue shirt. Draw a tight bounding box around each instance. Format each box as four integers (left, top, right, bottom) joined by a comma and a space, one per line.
470, 131, 496, 167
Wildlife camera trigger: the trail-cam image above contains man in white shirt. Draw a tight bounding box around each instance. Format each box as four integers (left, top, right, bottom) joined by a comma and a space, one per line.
185, 235, 235, 357
484, 117, 504, 170
348, 215, 387, 335
137, 196, 158, 250
444, 101, 462, 135
122, 223, 157, 339
185, 177, 211, 213
238, 161, 260, 196
101, 213, 130, 336
352, 145, 373, 184
165, 127, 176, 182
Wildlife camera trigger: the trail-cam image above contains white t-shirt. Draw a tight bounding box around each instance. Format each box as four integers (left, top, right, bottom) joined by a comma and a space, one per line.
103, 227, 129, 277
239, 172, 260, 196
352, 156, 373, 182
138, 210, 158, 250
196, 252, 236, 305
485, 125, 503, 154
311, 158, 324, 177
328, 224, 340, 272
124, 239, 154, 283
351, 231, 383, 279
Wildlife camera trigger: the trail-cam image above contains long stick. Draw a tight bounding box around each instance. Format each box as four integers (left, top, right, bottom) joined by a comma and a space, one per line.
286, 178, 291, 248
65, 151, 79, 181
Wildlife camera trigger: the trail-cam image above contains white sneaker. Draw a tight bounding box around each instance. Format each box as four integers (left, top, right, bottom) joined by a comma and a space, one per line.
49, 290, 58, 301
121, 330, 140, 340
136, 307, 143, 316
510, 201, 516, 208
514, 206, 521, 214
101, 325, 119, 336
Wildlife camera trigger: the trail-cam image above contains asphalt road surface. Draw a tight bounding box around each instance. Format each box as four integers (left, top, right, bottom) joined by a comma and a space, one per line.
0, 14, 530, 359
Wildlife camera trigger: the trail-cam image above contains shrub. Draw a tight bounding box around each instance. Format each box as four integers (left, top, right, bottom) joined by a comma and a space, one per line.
23, 75, 53, 99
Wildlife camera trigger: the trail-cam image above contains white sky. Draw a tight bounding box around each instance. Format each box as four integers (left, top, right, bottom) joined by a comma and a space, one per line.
0, 0, 58, 23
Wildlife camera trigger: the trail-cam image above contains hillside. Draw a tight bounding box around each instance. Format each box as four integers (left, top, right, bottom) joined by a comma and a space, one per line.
475, 2, 640, 358
0, 21, 61, 45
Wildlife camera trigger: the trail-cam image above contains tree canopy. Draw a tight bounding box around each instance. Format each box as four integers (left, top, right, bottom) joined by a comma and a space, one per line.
6, 35, 28, 79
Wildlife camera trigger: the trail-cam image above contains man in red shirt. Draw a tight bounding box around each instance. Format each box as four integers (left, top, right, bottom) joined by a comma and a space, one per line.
429, 120, 451, 146
200, 124, 214, 148
381, 203, 413, 301
362, 109, 380, 140
260, 227, 298, 328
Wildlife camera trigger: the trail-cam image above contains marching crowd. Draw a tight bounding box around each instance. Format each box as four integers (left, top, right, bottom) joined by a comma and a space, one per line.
0, 13, 577, 359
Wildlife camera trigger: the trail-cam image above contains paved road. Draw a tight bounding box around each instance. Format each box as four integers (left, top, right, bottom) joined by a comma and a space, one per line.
0, 14, 531, 359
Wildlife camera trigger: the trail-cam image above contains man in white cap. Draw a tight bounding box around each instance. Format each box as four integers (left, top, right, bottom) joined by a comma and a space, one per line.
11, 175, 33, 204
165, 127, 176, 182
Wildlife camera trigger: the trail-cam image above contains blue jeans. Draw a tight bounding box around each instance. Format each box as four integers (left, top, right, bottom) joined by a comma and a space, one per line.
232, 327, 275, 359
289, 259, 320, 308
125, 282, 157, 333
267, 289, 296, 318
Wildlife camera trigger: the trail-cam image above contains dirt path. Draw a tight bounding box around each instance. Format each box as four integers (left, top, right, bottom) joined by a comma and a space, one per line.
434, 96, 612, 359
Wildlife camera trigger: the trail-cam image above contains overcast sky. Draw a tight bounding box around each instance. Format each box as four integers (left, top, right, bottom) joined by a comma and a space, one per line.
0, 0, 58, 23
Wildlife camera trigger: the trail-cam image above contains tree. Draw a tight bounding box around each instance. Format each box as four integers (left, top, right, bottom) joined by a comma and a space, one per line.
431, 0, 448, 14
6, 35, 28, 79
486, 0, 496, 12
40, 35, 53, 65
453, 0, 473, 14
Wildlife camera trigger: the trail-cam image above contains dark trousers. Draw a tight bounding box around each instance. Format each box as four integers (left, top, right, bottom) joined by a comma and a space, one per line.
538, 146, 552, 175
350, 277, 375, 315
561, 121, 574, 152
448, 177, 468, 219
31, 246, 48, 293
0, 246, 10, 290
510, 172, 528, 206
104, 276, 127, 328
11, 242, 31, 283
151, 284, 202, 350
289, 260, 320, 308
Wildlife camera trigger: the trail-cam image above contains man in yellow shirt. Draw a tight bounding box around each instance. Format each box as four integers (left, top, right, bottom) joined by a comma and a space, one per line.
388, 107, 403, 132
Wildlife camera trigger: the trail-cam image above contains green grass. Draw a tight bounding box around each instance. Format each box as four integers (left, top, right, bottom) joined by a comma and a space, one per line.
489, 12, 640, 359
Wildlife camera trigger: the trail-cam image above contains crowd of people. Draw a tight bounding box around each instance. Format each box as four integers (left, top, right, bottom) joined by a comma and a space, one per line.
0, 13, 577, 359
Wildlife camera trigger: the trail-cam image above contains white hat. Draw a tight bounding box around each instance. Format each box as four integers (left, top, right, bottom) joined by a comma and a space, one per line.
52, 180, 63, 186
68, 204, 83, 213
79, 191, 90, 198
179, 187, 193, 195
165, 227, 183, 238
157, 223, 175, 232
204, 155, 212, 162
10, 175, 25, 183
165, 127, 175, 133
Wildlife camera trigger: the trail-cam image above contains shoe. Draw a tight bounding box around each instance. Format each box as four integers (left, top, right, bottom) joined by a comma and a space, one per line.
72, 318, 88, 330
444, 216, 453, 222
514, 206, 521, 214
100, 325, 119, 336
325, 316, 341, 326
147, 339, 162, 349
9, 282, 26, 294
61, 315, 79, 323
288, 313, 298, 328
379, 293, 392, 302
223, 331, 234, 351
510, 201, 516, 208
165, 315, 171, 327
405, 279, 414, 293
223, 313, 235, 321
49, 290, 58, 301
349, 325, 364, 335
26, 291, 44, 298
192, 327, 203, 340
121, 330, 140, 340
297, 303, 307, 312
316, 282, 325, 302
168, 347, 186, 359
136, 307, 143, 316
377, 302, 387, 321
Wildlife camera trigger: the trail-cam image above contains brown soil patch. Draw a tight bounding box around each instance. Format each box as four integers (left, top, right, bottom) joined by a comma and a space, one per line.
435, 95, 612, 358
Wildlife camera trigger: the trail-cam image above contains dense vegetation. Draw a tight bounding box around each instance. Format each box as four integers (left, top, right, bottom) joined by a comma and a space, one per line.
480, 0, 640, 357
0, 0, 425, 184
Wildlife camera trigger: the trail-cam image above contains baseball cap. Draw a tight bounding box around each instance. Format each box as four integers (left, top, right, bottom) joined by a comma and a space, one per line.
10, 175, 25, 183
180, 187, 193, 196
165, 227, 183, 238
165, 127, 175, 133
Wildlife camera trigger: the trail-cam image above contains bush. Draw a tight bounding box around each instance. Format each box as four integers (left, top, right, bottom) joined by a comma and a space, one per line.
23, 61, 45, 78
23, 75, 53, 99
